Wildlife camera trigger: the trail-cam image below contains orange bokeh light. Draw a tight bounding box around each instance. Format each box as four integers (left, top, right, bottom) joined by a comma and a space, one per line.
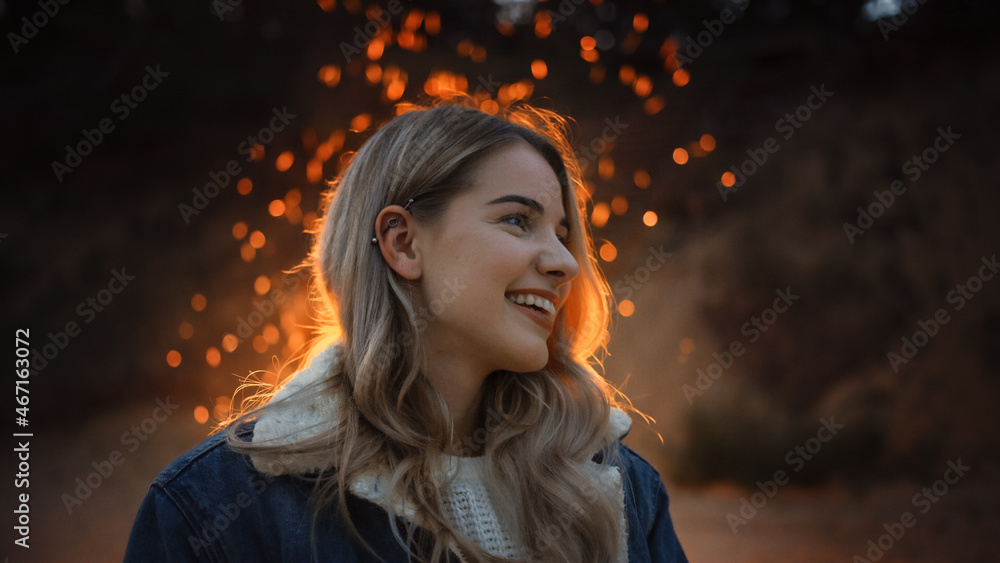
599, 242, 617, 262
611, 195, 628, 216
591, 202, 611, 227
237, 178, 253, 195
721, 171, 736, 187
206, 347, 221, 367
166, 350, 181, 367
249, 230, 266, 249
618, 300, 635, 317
672, 69, 690, 87
268, 200, 286, 217
700, 134, 717, 152
531, 60, 548, 80
643, 211, 658, 227
191, 293, 206, 312
634, 169, 651, 189
232, 221, 248, 240
673, 148, 689, 165
194, 405, 210, 424
178, 322, 194, 340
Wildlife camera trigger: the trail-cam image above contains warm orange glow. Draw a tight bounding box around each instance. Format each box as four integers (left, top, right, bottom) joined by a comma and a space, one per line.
350, 113, 372, 132
589, 65, 606, 84
580, 36, 597, 50
721, 171, 736, 187
342, 0, 360, 13
673, 147, 689, 165
634, 169, 651, 189
249, 230, 266, 249
194, 405, 210, 424
531, 59, 548, 80
619, 65, 636, 85
307, 158, 324, 183
263, 324, 281, 345
366, 38, 384, 61
643, 211, 658, 227
386, 79, 406, 100
178, 322, 194, 340
599, 242, 617, 262
252, 335, 269, 353
191, 293, 207, 312
618, 300, 635, 317
611, 195, 628, 215
598, 157, 615, 180
166, 350, 181, 367
679, 337, 695, 355
285, 205, 302, 225
206, 347, 221, 367
425, 11, 440, 34
303, 211, 319, 231
644, 95, 666, 115
423, 71, 468, 98
403, 9, 423, 30
591, 202, 611, 227
317, 0, 335, 12
237, 178, 252, 195
700, 134, 717, 152
254, 275, 271, 295
633, 75, 652, 97
580, 49, 599, 63
213, 396, 230, 421
275, 151, 294, 172
672, 69, 690, 87
479, 99, 499, 115
222, 334, 239, 353
534, 12, 551, 38
249, 143, 265, 161
457, 39, 474, 57
688, 141, 707, 158
285, 188, 301, 206
470, 46, 487, 63
365, 64, 382, 84
240, 242, 256, 262
496, 22, 515, 37
633, 13, 649, 33
317, 64, 341, 87
232, 221, 248, 240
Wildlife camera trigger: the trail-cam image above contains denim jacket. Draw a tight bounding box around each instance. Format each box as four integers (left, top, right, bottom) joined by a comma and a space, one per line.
125, 427, 687, 562
125, 347, 687, 561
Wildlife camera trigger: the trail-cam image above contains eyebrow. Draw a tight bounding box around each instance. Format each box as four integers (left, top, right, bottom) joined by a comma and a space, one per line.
488, 194, 570, 229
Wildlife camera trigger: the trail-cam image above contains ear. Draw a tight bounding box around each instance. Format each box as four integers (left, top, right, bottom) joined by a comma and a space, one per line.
374, 205, 422, 280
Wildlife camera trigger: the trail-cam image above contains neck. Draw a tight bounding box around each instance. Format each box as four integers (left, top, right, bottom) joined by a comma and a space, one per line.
420, 341, 489, 457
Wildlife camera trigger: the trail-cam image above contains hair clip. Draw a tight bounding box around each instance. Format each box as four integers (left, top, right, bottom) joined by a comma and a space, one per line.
372, 198, 415, 245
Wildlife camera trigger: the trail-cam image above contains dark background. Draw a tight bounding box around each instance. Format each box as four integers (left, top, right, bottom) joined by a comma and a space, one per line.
3, 0, 999, 560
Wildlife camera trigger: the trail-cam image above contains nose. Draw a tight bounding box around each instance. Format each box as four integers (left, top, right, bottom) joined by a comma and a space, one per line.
537, 233, 580, 286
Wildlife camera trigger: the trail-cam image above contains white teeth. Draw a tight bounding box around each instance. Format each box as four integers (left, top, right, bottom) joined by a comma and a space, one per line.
506, 293, 556, 316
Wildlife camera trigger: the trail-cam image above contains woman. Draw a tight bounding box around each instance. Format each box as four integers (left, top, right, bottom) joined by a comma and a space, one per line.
125, 102, 687, 562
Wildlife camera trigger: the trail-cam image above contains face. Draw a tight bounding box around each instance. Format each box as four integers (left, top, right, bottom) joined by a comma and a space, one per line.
412, 141, 581, 377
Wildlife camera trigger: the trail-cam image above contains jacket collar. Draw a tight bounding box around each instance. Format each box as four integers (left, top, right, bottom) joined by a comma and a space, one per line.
250, 342, 632, 476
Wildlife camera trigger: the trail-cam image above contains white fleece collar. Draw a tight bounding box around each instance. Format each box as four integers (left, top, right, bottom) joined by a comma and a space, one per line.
249, 342, 632, 476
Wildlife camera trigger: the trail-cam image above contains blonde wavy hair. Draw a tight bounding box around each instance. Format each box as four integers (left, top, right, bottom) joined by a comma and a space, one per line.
228, 101, 627, 562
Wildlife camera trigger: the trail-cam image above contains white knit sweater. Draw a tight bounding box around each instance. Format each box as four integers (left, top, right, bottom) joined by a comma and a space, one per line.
250, 344, 631, 561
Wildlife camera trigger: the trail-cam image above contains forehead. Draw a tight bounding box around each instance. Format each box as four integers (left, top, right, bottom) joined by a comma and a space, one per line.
465, 141, 564, 208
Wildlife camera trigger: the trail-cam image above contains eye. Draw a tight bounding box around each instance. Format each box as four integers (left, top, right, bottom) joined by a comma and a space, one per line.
501, 213, 531, 231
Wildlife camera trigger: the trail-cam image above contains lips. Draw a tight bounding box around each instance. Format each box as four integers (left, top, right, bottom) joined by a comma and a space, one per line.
505, 290, 558, 332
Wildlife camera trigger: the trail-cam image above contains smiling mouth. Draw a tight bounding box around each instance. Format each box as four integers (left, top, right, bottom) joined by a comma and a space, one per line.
505, 293, 556, 318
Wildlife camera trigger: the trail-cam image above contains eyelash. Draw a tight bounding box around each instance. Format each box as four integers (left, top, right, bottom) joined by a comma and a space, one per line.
501, 211, 570, 245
